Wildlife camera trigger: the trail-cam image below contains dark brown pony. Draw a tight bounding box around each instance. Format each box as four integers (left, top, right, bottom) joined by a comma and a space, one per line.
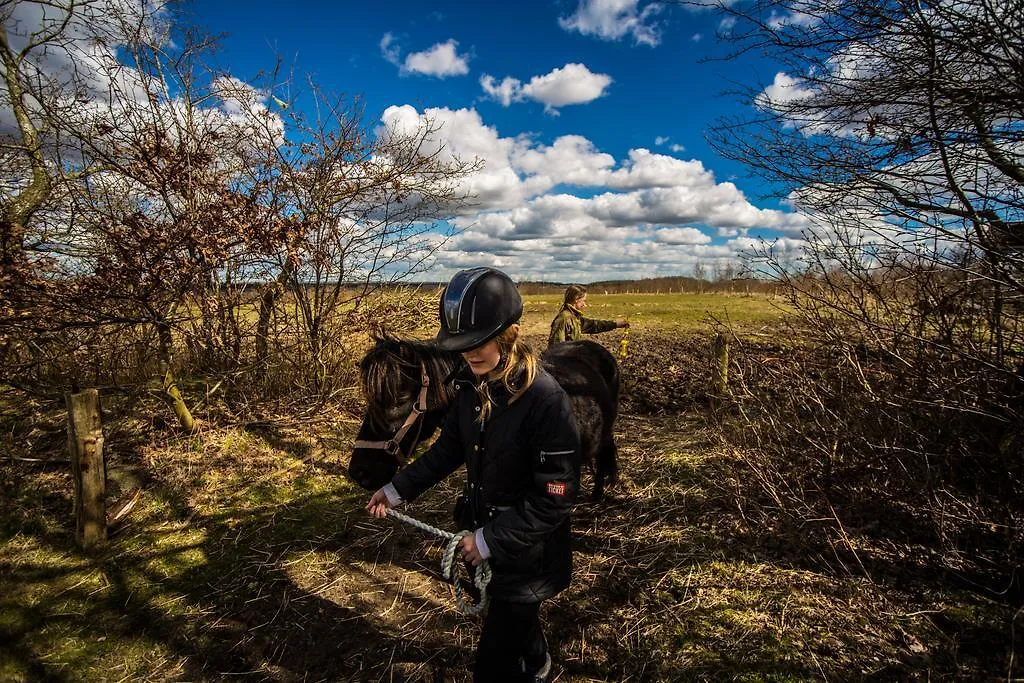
348, 336, 620, 499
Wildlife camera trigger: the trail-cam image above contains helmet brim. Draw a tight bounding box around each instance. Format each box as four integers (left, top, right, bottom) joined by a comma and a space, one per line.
435, 321, 506, 352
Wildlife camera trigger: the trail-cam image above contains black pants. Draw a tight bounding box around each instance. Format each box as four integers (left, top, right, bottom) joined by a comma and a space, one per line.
473, 599, 547, 682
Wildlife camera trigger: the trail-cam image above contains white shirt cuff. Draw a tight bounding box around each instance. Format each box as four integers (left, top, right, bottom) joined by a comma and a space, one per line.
474, 528, 491, 560
382, 483, 403, 507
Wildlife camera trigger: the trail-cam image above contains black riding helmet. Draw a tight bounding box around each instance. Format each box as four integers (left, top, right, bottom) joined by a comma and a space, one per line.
436, 267, 523, 352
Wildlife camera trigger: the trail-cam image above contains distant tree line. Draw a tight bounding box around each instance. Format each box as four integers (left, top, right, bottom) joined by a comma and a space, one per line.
519, 269, 781, 296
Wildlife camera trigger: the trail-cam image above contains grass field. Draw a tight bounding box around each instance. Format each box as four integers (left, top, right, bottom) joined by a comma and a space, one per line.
0, 291, 1015, 681
519, 292, 789, 338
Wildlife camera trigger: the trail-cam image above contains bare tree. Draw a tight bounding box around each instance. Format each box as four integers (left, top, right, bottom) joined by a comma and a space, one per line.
708, 0, 1023, 585
710, 0, 1023, 363
692, 259, 707, 293
0, 0, 116, 348
250, 85, 478, 394
712, 259, 736, 285
0, 1, 290, 427
2, 1, 479, 414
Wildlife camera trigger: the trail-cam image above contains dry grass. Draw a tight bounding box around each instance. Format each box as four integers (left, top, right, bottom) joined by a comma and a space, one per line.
0, 325, 1017, 681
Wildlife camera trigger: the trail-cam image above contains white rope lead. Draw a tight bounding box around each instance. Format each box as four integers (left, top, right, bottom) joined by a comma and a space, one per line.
386, 508, 492, 615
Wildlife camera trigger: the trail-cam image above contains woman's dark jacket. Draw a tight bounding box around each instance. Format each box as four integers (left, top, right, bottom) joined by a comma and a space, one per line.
390, 366, 581, 603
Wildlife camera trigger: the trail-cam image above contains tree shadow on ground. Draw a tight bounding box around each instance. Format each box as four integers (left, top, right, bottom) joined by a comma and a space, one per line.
1, 409, 1017, 682
1, 454, 477, 681
535, 412, 1016, 681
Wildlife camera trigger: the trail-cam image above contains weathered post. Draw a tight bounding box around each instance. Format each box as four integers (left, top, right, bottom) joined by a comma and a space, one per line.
162, 367, 196, 433
713, 332, 730, 395
157, 320, 196, 432
66, 389, 106, 548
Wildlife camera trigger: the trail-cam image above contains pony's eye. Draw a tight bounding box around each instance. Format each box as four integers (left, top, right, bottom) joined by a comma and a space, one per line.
386, 394, 414, 419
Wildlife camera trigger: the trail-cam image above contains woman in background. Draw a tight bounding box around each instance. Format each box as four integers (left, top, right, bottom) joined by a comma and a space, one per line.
548, 284, 628, 347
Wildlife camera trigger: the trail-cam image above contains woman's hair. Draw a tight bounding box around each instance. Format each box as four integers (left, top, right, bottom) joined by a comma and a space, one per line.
476, 324, 537, 422
563, 284, 587, 306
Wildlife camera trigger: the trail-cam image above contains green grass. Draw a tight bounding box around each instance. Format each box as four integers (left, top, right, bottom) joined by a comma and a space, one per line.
211, 289, 788, 339
520, 292, 788, 337
1, 413, 1013, 682
0, 422, 369, 682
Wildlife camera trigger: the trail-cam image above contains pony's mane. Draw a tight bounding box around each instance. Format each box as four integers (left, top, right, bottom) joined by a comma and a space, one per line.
359, 334, 460, 429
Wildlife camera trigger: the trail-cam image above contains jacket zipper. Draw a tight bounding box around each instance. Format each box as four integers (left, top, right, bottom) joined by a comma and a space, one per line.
540, 449, 574, 464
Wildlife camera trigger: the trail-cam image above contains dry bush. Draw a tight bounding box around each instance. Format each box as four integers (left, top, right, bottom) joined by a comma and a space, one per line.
719, 320, 1023, 598
3, 324, 161, 394
0, 287, 441, 437
248, 287, 440, 401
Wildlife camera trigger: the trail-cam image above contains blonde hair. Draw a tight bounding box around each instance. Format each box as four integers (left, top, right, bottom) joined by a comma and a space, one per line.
475, 324, 537, 422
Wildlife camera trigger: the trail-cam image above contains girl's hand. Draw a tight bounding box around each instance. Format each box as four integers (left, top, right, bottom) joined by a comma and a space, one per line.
460, 534, 484, 566
616, 318, 629, 328
366, 488, 392, 518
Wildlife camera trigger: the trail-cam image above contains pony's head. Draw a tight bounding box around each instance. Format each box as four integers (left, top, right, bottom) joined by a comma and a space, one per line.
347, 336, 457, 490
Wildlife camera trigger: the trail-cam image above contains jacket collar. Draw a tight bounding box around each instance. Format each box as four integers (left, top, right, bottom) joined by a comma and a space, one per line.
447, 359, 470, 385
451, 362, 475, 388
451, 364, 526, 406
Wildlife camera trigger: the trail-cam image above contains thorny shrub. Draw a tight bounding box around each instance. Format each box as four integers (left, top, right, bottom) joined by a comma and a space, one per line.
719, 322, 1023, 600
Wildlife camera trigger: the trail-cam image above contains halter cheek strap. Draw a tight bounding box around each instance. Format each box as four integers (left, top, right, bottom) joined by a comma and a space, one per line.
354, 363, 431, 466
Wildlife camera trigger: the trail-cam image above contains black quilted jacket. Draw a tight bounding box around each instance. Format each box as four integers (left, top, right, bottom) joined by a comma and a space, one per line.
391, 366, 581, 603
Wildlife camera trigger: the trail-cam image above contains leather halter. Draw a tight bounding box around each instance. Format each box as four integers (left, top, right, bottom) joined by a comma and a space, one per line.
353, 363, 430, 467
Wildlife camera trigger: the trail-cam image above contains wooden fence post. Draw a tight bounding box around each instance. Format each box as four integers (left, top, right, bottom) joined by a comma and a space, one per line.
162, 367, 196, 432
713, 332, 730, 395
66, 389, 106, 548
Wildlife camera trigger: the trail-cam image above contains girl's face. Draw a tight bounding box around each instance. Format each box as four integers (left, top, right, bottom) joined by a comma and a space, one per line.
463, 338, 502, 376
574, 294, 588, 309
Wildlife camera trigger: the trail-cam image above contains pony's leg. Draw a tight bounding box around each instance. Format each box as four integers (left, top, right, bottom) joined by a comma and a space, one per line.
604, 435, 619, 488
593, 432, 619, 500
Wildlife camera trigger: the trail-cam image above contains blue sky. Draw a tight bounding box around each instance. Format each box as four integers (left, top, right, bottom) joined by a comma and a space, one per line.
189, 0, 808, 282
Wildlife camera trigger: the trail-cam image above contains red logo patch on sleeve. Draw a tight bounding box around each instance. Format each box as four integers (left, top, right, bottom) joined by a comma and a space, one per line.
546, 481, 567, 496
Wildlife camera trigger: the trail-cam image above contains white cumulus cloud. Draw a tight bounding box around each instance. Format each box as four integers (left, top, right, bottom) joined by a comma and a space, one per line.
654, 227, 713, 245
402, 39, 470, 77
523, 63, 613, 111
559, 0, 663, 46
481, 63, 612, 113
758, 72, 817, 109
376, 105, 810, 282
380, 34, 469, 77
480, 75, 523, 107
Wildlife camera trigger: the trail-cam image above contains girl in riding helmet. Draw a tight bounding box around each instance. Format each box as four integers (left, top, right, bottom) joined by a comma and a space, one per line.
367, 267, 581, 682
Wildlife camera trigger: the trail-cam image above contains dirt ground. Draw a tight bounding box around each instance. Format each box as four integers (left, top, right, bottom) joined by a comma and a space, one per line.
0, 330, 1017, 681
